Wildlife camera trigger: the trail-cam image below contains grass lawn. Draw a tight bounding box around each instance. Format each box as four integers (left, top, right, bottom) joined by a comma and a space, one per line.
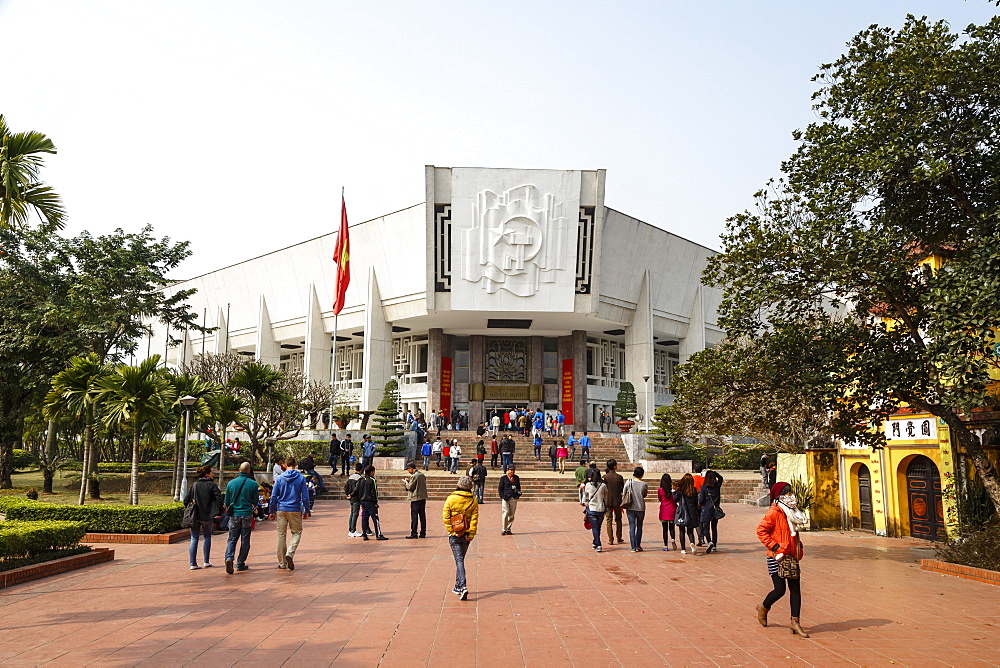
5, 469, 177, 506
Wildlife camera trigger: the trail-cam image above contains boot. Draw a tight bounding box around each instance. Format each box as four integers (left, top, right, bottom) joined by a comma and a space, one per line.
756, 603, 769, 627
789, 617, 810, 638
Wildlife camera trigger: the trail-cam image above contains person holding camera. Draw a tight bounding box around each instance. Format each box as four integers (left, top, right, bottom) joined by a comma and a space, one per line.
498, 465, 522, 535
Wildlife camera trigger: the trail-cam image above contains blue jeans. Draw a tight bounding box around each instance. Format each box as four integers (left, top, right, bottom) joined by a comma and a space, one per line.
501, 453, 512, 471
224, 515, 253, 567
362, 455, 374, 469
449, 457, 459, 473
423, 455, 431, 469
627, 509, 646, 550
449, 535, 470, 589
189, 520, 213, 565
569, 446, 576, 460
588, 510, 605, 548
305, 468, 325, 491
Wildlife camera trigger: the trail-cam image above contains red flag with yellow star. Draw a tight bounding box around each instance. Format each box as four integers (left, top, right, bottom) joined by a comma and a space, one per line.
332, 195, 350, 314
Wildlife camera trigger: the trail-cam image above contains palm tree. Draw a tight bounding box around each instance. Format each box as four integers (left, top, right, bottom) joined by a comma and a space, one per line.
44, 354, 111, 504
99, 356, 174, 505
164, 373, 219, 501
0, 114, 66, 231
212, 393, 246, 486
229, 361, 292, 465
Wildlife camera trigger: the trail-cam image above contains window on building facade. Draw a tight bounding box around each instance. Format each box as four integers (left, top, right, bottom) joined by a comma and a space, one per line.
392, 335, 429, 385
586, 337, 625, 387
454, 337, 470, 384
334, 344, 364, 389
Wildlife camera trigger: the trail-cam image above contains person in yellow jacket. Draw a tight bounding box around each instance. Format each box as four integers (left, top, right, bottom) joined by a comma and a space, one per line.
442, 475, 479, 600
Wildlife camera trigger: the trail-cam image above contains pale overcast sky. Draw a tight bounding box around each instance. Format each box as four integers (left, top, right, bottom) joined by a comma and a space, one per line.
1, 1, 995, 277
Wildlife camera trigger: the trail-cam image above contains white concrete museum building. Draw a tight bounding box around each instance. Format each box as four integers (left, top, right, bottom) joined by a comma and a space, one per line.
150, 166, 724, 431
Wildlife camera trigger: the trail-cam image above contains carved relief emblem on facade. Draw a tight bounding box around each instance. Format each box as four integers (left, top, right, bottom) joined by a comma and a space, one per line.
462, 184, 569, 296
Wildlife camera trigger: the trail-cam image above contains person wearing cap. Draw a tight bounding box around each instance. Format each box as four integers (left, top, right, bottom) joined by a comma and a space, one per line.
497, 465, 522, 535
755, 482, 810, 638
442, 475, 479, 600
360, 435, 376, 469
403, 461, 428, 539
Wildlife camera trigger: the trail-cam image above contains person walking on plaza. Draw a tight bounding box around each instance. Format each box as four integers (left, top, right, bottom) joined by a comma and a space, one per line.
356, 465, 388, 541
698, 470, 725, 553
267, 457, 310, 570
582, 468, 607, 551
657, 474, 678, 551
339, 434, 354, 475
224, 462, 260, 574
470, 458, 488, 503
360, 434, 376, 469
498, 465, 522, 535
579, 432, 592, 462
603, 459, 625, 545
421, 438, 433, 470
403, 461, 427, 539
624, 467, 649, 552
443, 475, 479, 600
184, 465, 223, 569
756, 482, 810, 638
499, 434, 515, 472
489, 436, 499, 468
449, 440, 462, 474
344, 462, 364, 537
673, 473, 700, 554
556, 439, 568, 473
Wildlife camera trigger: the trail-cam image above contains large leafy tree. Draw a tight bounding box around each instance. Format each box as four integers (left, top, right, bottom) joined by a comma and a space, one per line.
706, 16, 1000, 507
0, 114, 66, 231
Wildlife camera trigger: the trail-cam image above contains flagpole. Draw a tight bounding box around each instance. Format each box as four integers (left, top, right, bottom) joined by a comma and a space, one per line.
330, 187, 345, 425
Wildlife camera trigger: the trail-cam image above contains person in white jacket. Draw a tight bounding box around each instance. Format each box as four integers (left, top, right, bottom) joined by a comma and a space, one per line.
582, 469, 608, 552
449, 441, 462, 474
432, 438, 444, 468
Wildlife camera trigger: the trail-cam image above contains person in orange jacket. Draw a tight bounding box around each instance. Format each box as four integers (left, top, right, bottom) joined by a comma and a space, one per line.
755, 482, 810, 638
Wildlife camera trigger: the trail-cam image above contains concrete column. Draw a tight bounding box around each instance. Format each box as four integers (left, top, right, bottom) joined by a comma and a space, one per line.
214, 306, 229, 355
179, 329, 193, 367
427, 328, 444, 414
361, 268, 393, 411
571, 330, 587, 429
469, 335, 485, 425
255, 296, 279, 368
626, 270, 655, 428
679, 285, 706, 366
304, 284, 332, 386
530, 336, 543, 408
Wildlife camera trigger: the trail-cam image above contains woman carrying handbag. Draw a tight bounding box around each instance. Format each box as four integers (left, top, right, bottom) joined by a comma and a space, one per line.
581, 468, 607, 552
755, 482, 810, 638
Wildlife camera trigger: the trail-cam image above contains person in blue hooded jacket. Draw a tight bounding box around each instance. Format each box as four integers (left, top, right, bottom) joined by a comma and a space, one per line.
267, 457, 310, 570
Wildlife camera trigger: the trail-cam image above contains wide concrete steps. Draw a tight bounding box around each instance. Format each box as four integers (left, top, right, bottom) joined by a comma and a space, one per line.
720, 478, 769, 506
318, 472, 584, 502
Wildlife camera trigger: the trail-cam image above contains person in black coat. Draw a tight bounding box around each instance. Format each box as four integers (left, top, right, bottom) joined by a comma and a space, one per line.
184, 465, 223, 569
697, 470, 724, 553
498, 467, 522, 535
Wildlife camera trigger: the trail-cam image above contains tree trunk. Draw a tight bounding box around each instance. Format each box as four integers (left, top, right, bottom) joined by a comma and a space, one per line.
88, 437, 101, 500
218, 425, 226, 487
43, 468, 54, 494
78, 423, 92, 504
172, 436, 182, 502
129, 429, 140, 505
0, 438, 12, 489
952, 425, 1000, 513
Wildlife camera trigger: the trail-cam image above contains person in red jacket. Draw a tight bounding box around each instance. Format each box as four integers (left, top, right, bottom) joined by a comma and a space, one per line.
755, 482, 810, 638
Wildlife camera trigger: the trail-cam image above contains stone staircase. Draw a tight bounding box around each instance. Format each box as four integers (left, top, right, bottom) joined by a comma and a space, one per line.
720, 477, 769, 507
419, 430, 635, 471
317, 471, 583, 502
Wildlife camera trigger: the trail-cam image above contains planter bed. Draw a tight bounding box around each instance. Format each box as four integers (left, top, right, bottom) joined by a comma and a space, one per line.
82, 529, 189, 544
920, 558, 1000, 586
1, 547, 114, 589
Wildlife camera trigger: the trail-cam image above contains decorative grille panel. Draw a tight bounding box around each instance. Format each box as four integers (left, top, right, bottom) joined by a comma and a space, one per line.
333, 344, 363, 389
576, 206, 595, 294
486, 338, 528, 383
434, 204, 452, 292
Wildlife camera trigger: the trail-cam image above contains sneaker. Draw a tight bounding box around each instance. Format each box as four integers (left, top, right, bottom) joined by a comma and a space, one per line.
236, 565, 249, 572
630, 549, 636, 552
636, 547, 644, 552
405, 535, 418, 539
203, 563, 213, 568
680, 549, 687, 554
451, 587, 463, 596
225, 560, 234, 574
376, 535, 388, 541
662, 547, 670, 551
277, 564, 287, 569
189, 565, 201, 570
348, 531, 356, 537
460, 589, 468, 601
595, 546, 602, 552
362, 534, 370, 541
706, 543, 715, 554
285, 555, 294, 571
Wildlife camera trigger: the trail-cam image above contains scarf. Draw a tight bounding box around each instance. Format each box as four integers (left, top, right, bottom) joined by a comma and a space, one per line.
777, 500, 808, 536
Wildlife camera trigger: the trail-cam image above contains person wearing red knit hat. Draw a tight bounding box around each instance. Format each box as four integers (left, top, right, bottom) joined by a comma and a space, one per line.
755, 482, 811, 638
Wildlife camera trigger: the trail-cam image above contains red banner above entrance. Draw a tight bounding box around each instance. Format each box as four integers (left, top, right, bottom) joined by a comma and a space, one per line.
561, 359, 573, 424
440, 357, 453, 413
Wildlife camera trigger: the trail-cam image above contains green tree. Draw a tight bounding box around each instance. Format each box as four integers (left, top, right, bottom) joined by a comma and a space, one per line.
645, 405, 691, 459
614, 381, 638, 423
0, 114, 66, 231
43, 354, 112, 503
229, 361, 300, 464
705, 16, 1000, 508
99, 356, 174, 505
370, 380, 405, 455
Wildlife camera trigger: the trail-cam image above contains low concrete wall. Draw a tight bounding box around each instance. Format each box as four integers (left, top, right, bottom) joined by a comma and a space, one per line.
635, 460, 692, 473
620, 433, 647, 462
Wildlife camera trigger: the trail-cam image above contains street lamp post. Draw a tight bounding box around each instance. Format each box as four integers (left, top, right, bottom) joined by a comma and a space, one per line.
642, 375, 651, 432
178, 395, 197, 500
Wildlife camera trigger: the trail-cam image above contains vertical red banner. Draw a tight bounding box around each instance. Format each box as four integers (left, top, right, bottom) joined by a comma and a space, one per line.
561, 359, 574, 424
440, 357, 453, 413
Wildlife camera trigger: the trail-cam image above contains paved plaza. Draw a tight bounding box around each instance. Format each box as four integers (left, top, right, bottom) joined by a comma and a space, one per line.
0, 500, 997, 666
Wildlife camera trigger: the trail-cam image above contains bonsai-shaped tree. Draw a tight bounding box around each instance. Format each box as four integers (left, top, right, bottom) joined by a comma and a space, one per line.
645, 405, 689, 459
370, 380, 405, 456
614, 381, 638, 423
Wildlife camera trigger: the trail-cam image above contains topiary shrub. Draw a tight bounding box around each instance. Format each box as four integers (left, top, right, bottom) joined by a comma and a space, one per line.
645, 405, 689, 459
0, 520, 87, 559
11, 449, 36, 470
370, 380, 405, 456
0, 498, 184, 533
614, 382, 638, 423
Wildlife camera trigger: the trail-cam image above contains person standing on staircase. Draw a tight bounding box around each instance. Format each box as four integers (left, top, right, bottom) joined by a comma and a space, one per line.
421, 438, 433, 471
340, 435, 354, 476
449, 440, 462, 474
491, 413, 501, 437
579, 432, 592, 462
489, 436, 499, 468
499, 434, 515, 473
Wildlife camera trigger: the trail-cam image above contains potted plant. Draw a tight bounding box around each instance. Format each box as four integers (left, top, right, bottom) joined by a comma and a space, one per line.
614, 381, 638, 433
331, 404, 358, 429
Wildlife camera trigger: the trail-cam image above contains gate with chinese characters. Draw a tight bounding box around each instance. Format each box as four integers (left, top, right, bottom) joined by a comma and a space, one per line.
906, 455, 944, 541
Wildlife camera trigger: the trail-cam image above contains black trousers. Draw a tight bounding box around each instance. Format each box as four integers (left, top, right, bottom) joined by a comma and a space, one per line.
340, 452, 350, 475
490, 452, 498, 467
764, 574, 801, 617
410, 499, 427, 537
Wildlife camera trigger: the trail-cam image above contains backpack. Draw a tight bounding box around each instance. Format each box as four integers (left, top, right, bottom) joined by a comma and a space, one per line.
620, 479, 633, 509
451, 506, 468, 535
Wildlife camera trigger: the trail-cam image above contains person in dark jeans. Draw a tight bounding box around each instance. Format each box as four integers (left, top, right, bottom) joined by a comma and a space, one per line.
224, 462, 260, 573
344, 463, 364, 537
403, 462, 427, 538
443, 476, 479, 599
698, 470, 725, 552
339, 435, 354, 476
470, 459, 488, 503
355, 465, 388, 540
184, 465, 223, 569
624, 467, 649, 552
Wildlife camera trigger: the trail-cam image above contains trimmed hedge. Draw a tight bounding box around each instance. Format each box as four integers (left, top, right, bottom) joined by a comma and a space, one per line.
62, 461, 172, 473
0, 520, 87, 559
12, 449, 36, 470
0, 498, 184, 534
